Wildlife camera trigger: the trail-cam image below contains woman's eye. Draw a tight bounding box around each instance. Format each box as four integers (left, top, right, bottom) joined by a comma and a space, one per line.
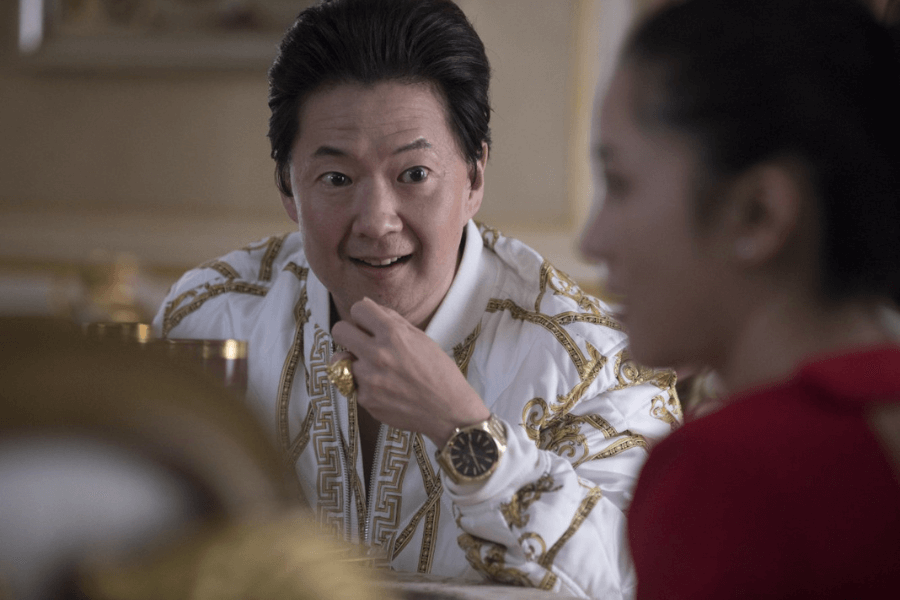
322, 172, 351, 187
603, 172, 630, 199
399, 166, 428, 183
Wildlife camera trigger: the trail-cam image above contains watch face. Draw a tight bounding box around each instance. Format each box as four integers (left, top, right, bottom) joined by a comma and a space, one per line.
448, 429, 499, 478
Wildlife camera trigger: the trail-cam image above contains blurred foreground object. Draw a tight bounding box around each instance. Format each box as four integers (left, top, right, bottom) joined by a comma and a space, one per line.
84, 321, 154, 344
0, 252, 172, 323
0, 318, 393, 600
162, 338, 249, 397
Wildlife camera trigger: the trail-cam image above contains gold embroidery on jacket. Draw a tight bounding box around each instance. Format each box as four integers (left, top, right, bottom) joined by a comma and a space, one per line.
610, 349, 676, 391
418, 498, 440, 574
241, 237, 274, 253
532, 410, 589, 463
535, 262, 621, 333
553, 311, 623, 332
608, 349, 682, 429
555, 341, 607, 414
537, 486, 603, 569
476, 221, 501, 250
518, 532, 548, 562
486, 298, 592, 374
344, 391, 367, 538
259, 233, 289, 282
573, 433, 649, 467
521, 342, 609, 463
286, 405, 315, 465
650, 393, 683, 431
162, 281, 269, 337
453, 323, 481, 377
537, 571, 559, 591
278, 264, 310, 459
307, 326, 344, 536
457, 534, 539, 588
198, 259, 239, 280
392, 434, 442, 572
284, 261, 308, 282
369, 428, 412, 554
501, 474, 561, 529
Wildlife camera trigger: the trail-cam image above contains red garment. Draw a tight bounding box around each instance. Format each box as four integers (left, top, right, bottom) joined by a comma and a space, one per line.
628, 345, 900, 599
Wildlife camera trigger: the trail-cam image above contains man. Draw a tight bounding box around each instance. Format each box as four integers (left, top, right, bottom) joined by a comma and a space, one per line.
154, 1, 680, 597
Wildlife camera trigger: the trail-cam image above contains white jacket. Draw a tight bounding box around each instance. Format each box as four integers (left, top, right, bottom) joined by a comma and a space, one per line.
154, 220, 681, 599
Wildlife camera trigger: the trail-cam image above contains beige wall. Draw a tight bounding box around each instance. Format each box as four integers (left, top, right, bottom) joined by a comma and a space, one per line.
0, 0, 636, 317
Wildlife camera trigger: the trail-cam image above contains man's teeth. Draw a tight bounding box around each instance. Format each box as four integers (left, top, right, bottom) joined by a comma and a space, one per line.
362, 257, 401, 266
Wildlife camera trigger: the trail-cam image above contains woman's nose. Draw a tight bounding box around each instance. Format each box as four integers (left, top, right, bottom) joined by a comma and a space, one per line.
578, 201, 610, 264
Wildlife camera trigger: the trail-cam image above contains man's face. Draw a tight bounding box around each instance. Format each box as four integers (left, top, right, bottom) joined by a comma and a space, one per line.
282, 81, 485, 329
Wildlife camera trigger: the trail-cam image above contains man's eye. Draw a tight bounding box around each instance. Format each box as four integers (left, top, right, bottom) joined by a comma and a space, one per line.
399, 166, 428, 183
322, 172, 351, 187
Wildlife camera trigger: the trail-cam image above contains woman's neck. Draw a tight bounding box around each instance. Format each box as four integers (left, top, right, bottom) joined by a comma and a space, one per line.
714, 292, 894, 396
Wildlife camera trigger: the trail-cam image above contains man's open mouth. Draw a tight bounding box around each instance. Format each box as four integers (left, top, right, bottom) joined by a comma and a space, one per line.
352, 255, 412, 268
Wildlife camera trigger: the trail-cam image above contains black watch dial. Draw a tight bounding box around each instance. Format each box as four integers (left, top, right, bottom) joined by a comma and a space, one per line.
448, 428, 499, 478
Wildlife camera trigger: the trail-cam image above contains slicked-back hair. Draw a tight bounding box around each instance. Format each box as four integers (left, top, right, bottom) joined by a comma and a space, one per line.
624, 0, 900, 304
268, 0, 491, 197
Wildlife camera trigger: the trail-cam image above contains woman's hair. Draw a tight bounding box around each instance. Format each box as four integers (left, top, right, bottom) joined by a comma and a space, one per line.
267, 0, 492, 197
623, 0, 900, 303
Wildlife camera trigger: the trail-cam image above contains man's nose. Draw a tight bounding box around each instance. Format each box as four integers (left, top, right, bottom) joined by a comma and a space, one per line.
578, 202, 609, 264
352, 179, 402, 238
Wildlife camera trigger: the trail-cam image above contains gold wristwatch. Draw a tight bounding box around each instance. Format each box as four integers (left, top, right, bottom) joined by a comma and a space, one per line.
435, 414, 507, 484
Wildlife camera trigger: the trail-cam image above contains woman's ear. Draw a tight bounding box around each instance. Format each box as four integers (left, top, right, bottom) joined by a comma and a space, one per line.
723, 158, 808, 266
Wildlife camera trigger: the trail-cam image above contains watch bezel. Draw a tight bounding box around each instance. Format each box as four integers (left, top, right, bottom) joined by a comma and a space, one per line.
436, 414, 507, 484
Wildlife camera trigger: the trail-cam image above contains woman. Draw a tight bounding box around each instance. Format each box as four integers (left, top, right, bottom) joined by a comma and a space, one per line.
580, 0, 900, 597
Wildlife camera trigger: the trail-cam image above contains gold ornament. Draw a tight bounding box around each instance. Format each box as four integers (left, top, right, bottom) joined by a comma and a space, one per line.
327, 358, 356, 397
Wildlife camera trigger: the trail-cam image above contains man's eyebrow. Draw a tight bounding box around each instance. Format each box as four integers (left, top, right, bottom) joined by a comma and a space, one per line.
394, 138, 432, 154
311, 145, 346, 158
310, 139, 432, 158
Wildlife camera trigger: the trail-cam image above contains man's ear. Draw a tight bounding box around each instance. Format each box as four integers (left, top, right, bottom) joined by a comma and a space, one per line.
281, 193, 299, 224
722, 158, 807, 266
465, 142, 488, 219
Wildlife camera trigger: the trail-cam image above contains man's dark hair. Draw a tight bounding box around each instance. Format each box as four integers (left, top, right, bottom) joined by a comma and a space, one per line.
268, 0, 492, 197
624, 0, 900, 304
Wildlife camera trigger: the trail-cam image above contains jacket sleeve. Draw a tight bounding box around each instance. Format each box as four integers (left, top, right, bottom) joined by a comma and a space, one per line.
444, 333, 680, 600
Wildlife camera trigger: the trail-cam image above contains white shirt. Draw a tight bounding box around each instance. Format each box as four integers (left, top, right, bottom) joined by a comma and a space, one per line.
154, 220, 682, 599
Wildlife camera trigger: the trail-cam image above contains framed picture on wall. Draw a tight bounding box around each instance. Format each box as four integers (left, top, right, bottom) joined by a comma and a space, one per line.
17, 0, 313, 70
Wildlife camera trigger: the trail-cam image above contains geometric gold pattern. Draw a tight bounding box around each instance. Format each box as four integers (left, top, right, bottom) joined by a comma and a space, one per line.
369, 427, 412, 552
307, 326, 344, 536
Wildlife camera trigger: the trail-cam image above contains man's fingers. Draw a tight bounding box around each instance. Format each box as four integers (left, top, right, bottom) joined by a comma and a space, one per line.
331, 319, 372, 355
330, 349, 355, 364
349, 297, 402, 335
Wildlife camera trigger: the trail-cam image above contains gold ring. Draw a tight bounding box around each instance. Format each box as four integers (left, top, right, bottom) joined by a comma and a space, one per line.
327, 358, 356, 397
